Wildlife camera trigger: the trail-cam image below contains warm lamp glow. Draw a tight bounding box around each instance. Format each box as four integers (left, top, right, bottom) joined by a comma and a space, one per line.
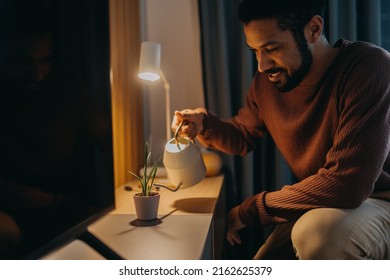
138, 72, 160, 81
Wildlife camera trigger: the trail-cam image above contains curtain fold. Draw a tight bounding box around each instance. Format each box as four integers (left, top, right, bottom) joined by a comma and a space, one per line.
326, 0, 385, 47
198, 0, 389, 259
109, 0, 144, 188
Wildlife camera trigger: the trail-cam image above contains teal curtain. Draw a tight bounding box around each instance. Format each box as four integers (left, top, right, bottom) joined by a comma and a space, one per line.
326, 0, 390, 51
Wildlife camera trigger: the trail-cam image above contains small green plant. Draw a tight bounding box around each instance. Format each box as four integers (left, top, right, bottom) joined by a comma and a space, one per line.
129, 143, 162, 196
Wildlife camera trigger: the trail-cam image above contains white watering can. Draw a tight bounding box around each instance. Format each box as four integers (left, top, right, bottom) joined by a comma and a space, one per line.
156, 121, 206, 191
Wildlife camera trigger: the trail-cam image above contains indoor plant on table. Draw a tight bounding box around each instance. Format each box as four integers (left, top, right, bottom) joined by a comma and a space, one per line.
129, 143, 162, 220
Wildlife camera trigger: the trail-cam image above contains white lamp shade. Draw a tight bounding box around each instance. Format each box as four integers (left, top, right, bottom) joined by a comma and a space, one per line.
138, 42, 161, 81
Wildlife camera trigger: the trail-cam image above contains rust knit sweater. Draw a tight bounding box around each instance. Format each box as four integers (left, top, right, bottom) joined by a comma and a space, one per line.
199, 39, 390, 227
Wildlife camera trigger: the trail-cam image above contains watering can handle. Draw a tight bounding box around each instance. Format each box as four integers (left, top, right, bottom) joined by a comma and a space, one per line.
174, 121, 196, 149
174, 121, 184, 150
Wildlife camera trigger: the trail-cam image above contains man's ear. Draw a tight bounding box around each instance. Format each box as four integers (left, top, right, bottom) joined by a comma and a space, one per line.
305, 15, 324, 43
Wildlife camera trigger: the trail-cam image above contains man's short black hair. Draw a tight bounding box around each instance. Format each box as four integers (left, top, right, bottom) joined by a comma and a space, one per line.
238, 0, 327, 24
238, 0, 327, 53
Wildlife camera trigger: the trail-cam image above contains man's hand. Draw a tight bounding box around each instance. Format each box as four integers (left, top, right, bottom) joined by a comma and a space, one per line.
226, 205, 246, 246
172, 108, 207, 139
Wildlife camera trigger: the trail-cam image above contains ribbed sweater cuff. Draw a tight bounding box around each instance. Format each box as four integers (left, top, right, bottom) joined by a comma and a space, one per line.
238, 192, 265, 226
199, 111, 219, 139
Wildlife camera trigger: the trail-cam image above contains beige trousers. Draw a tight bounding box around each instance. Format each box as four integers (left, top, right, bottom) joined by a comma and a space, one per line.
253, 197, 390, 260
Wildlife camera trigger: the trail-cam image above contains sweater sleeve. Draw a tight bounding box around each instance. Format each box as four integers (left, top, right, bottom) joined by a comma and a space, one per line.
198, 80, 267, 157
239, 44, 390, 227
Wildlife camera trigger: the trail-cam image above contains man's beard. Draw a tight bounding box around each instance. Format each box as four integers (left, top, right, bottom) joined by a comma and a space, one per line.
269, 41, 313, 92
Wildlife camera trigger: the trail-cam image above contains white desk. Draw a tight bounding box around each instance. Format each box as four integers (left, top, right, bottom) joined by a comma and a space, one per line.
87, 174, 225, 259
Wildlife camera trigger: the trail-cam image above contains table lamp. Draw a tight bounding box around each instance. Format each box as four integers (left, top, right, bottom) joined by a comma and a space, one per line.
138, 41, 171, 142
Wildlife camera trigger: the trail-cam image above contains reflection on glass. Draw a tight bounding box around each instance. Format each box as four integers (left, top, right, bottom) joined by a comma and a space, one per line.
0, 0, 114, 259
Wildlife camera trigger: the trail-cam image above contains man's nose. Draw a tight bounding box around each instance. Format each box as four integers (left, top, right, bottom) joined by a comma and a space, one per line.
256, 52, 273, 73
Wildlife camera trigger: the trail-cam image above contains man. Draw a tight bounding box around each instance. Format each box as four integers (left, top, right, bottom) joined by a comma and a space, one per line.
172, 0, 390, 259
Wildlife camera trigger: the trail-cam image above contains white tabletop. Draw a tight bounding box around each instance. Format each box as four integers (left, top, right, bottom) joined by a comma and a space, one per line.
87, 214, 212, 259
88, 175, 225, 259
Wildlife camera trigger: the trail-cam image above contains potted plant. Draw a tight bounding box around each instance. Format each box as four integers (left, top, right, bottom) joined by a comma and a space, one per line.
129, 143, 162, 220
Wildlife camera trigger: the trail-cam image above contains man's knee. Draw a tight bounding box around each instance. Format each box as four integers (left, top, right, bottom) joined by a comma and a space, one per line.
292, 200, 390, 260
291, 208, 355, 259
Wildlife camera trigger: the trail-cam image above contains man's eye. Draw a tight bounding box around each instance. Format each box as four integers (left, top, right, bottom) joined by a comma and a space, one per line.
265, 47, 278, 53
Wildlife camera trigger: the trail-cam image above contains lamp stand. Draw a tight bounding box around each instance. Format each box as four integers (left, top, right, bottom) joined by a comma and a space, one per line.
138, 70, 171, 181
159, 70, 171, 142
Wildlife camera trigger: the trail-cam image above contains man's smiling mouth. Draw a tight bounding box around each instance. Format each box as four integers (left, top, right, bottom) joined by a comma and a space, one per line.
266, 69, 284, 81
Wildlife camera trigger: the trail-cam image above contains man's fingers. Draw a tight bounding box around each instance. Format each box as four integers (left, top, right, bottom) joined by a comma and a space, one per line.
174, 110, 184, 121
172, 112, 183, 132
179, 122, 197, 139
232, 234, 242, 245
173, 110, 198, 139
226, 232, 242, 246
179, 109, 193, 118
226, 233, 235, 246
173, 108, 205, 138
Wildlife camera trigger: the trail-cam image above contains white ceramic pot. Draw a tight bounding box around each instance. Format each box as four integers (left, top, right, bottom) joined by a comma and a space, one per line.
163, 137, 206, 188
133, 192, 160, 220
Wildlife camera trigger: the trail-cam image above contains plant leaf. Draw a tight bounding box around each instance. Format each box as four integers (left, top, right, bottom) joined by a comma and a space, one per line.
128, 171, 142, 182
136, 142, 164, 196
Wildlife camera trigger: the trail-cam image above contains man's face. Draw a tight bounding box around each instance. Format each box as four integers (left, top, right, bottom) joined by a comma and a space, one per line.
2, 34, 53, 94
244, 18, 313, 92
